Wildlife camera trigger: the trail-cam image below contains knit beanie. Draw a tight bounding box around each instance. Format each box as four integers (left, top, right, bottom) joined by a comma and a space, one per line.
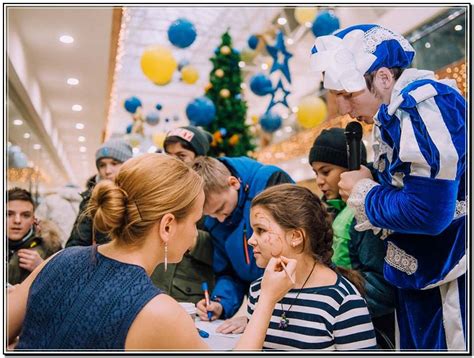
308, 127, 367, 168
164, 126, 213, 156
95, 138, 133, 168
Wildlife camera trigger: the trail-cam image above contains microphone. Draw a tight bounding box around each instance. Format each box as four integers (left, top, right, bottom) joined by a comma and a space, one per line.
345, 122, 363, 171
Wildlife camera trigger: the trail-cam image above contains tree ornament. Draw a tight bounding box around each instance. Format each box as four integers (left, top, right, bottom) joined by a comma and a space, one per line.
220, 45, 231, 55
220, 89, 230, 98
215, 69, 224, 78
229, 134, 240, 146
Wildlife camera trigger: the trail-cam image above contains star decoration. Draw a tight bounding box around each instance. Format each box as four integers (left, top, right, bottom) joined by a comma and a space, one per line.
266, 79, 290, 112
266, 31, 293, 83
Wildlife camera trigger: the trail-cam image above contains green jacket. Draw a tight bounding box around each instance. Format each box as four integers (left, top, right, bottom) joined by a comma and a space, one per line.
326, 198, 354, 269
150, 229, 215, 304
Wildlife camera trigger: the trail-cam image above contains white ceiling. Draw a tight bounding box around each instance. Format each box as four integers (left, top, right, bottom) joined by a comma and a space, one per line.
6, 5, 447, 190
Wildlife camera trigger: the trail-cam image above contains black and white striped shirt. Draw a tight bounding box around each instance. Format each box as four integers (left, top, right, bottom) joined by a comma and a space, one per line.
247, 274, 377, 350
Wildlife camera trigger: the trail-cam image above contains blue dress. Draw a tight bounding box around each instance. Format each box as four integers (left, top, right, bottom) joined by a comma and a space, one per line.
16, 246, 161, 350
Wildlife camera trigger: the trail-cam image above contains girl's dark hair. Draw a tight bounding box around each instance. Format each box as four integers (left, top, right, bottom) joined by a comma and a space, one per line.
251, 184, 365, 295
364, 67, 404, 93
163, 136, 196, 155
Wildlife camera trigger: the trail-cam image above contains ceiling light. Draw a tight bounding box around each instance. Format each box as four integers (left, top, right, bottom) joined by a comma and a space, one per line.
454, 24, 463, 31
238, 61, 246, 68
292, 106, 299, 113
277, 17, 287, 25
305, 21, 312, 28
23, 133, 31, 139
33, 144, 41, 150
261, 63, 269, 70
240, 83, 247, 89
79, 146, 87, 153
132, 147, 140, 154
67, 78, 79, 85
72, 104, 82, 111
300, 157, 308, 164
13, 119, 23, 126
425, 42, 431, 48
78, 136, 86, 142
75, 122, 85, 130
148, 145, 157, 153
287, 38, 294, 45
59, 35, 74, 44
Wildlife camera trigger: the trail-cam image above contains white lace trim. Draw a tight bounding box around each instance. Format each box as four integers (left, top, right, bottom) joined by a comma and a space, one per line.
454, 200, 466, 220
347, 178, 382, 235
372, 126, 394, 174
385, 241, 418, 275
364, 27, 415, 54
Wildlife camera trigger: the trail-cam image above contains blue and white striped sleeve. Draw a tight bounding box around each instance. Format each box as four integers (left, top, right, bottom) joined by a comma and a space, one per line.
349, 84, 465, 235
333, 295, 377, 350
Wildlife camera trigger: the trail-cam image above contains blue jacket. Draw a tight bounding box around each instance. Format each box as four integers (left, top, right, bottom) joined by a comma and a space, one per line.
204, 157, 294, 318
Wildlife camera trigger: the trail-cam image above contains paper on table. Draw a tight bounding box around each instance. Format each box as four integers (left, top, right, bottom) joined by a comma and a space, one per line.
195, 319, 241, 338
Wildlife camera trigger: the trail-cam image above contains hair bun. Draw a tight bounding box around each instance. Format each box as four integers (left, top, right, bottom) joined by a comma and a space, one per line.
88, 180, 127, 235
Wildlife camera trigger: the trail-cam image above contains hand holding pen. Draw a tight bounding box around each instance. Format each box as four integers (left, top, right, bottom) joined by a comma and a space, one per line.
196, 284, 223, 321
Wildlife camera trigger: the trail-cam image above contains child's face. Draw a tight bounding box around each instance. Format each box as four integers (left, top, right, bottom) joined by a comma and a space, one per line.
203, 184, 239, 223
311, 162, 347, 200
248, 205, 289, 268
165, 142, 196, 164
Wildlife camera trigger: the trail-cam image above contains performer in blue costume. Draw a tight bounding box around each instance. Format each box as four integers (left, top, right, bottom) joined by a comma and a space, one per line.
310, 24, 466, 351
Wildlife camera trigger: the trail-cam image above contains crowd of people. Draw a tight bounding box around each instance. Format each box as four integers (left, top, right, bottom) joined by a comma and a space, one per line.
7, 24, 466, 352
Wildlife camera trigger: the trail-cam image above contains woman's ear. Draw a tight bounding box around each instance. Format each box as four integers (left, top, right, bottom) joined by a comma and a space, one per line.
288, 229, 304, 248
159, 213, 176, 244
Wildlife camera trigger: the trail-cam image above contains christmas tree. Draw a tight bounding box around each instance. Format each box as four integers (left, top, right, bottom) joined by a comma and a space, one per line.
204, 31, 255, 157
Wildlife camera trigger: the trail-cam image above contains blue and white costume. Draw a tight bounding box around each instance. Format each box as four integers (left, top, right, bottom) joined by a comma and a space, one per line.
311, 25, 466, 351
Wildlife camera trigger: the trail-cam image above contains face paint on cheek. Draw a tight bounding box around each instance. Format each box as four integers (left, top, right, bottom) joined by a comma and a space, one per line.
253, 209, 283, 257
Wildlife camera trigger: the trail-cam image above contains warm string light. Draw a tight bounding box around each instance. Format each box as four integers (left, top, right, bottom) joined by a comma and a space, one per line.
105, 7, 131, 140
7, 167, 50, 184
435, 59, 467, 96
255, 115, 372, 165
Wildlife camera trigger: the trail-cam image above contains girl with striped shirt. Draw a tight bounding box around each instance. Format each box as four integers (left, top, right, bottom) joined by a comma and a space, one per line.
246, 184, 376, 350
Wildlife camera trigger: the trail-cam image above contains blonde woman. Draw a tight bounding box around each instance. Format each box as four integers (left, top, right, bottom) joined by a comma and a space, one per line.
8, 154, 295, 351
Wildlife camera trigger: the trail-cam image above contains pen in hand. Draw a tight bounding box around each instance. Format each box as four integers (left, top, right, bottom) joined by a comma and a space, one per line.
201, 282, 213, 320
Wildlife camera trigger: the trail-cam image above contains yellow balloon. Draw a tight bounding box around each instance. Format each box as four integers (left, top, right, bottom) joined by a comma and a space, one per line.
296, 96, 327, 129
294, 7, 318, 25
140, 45, 177, 86
241, 47, 256, 63
152, 132, 167, 148
181, 65, 199, 84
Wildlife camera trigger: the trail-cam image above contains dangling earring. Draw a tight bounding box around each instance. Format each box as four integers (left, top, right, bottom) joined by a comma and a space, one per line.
164, 243, 168, 272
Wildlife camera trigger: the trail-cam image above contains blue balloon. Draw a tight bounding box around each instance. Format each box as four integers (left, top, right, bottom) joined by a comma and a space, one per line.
168, 18, 197, 48
259, 112, 282, 133
124, 96, 142, 114
312, 10, 340, 37
146, 112, 160, 126
247, 35, 259, 50
126, 123, 133, 134
178, 59, 190, 71
186, 96, 216, 126
250, 73, 273, 96
155, 103, 163, 111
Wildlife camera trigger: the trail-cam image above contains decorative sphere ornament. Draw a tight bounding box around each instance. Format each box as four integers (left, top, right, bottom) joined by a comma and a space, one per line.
219, 128, 228, 137
229, 134, 240, 146
259, 111, 282, 133
249, 73, 273, 96
186, 96, 216, 126
296, 96, 328, 129
220, 89, 231, 98
140, 45, 177, 85
215, 69, 224, 78
204, 82, 213, 91
155, 103, 163, 111
181, 65, 199, 84
312, 10, 340, 37
294, 7, 318, 25
220, 46, 231, 55
124, 96, 142, 114
167, 18, 197, 48
145, 112, 160, 126
177, 58, 190, 71
247, 35, 259, 50
126, 123, 133, 134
